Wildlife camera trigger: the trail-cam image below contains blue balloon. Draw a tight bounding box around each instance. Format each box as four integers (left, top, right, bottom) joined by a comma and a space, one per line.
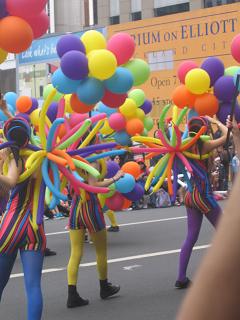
0, 110, 8, 121
115, 173, 135, 193
52, 68, 81, 94
104, 67, 134, 94
76, 78, 104, 105
4, 92, 17, 110
7, 104, 15, 116
114, 131, 131, 146
96, 102, 117, 116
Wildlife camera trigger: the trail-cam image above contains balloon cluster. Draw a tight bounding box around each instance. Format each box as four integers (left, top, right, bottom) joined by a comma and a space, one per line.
0, 89, 127, 229
0, 91, 17, 120
48, 31, 151, 145
0, 0, 49, 61
172, 33, 240, 123
99, 160, 144, 211
130, 104, 210, 200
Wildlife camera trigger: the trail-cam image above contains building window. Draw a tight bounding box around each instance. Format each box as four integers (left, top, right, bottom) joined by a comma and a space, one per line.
131, 11, 142, 21
154, 3, 189, 17
110, 15, 120, 24
110, 0, 120, 17
131, 0, 142, 12
204, 0, 238, 7
146, 50, 174, 71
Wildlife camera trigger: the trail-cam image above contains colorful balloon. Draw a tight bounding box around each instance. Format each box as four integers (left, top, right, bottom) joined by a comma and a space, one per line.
107, 33, 135, 65
88, 49, 117, 80
105, 192, 124, 211
16, 96, 32, 113
61, 50, 89, 81
24, 11, 49, 39
119, 98, 137, 118
201, 57, 224, 86
70, 93, 94, 114
231, 34, 240, 63
81, 30, 106, 54
177, 60, 198, 84
109, 113, 126, 131
124, 58, 150, 86
6, 0, 48, 17
121, 161, 141, 179
76, 77, 104, 105
194, 93, 219, 116
172, 84, 196, 109
128, 89, 145, 107
185, 68, 210, 95
214, 76, 236, 102
115, 173, 135, 193
140, 99, 152, 114
104, 67, 133, 94
101, 90, 127, 108
57, 34, 86, 58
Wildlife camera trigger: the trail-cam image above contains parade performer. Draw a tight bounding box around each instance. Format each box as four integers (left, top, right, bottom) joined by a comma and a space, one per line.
0, 117, 46, 320
67, 158, 124, 308
175, 116, 228, 288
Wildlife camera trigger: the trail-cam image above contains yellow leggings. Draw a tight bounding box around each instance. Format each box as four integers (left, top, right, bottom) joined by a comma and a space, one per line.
67, 229, 107, 285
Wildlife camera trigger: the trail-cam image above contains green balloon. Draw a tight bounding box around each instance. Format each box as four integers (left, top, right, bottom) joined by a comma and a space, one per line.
129, 89, 145, 106
141, 128, 149, 136
103, 184, 116, 199
144, 117, 154, 131
124, 59, 150, 86
43, 84, 63, 102
224, 66, 240, 77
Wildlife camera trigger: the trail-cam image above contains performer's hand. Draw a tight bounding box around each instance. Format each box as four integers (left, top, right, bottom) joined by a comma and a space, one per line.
113, 170, 125, 181
226, 115, 239, 135
0, 94, 8, 113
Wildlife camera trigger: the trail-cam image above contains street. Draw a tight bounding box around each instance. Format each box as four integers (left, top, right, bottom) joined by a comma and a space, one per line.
0, 204, 221, 320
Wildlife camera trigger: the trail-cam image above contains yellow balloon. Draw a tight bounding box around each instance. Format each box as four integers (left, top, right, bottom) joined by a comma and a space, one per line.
0, 48, 7, 64
119, 98, 137, 118
30, 109, 41, 127
88, 49, 117, 80
185, 68, 210, 94
100, 120, 114, 135
81, 30, 106, 54
136, 108, 145, 121
65, 94, 73, 113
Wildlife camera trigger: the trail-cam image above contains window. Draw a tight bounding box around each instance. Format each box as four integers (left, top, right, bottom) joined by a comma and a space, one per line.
131, 0, 142, 12
131, 11, 142, 21
146, 50, 174, 71
204, 0, 238, 7
154, 3, 189, 17
109, 15, 120, 24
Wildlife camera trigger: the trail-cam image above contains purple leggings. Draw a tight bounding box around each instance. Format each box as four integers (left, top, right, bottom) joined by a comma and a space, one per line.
177, 205, 222, 282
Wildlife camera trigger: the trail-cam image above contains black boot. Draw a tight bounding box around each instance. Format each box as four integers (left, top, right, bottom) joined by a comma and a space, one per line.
67, 285, 89, 308
175, 278, 192, 289
100, 279, 120, 299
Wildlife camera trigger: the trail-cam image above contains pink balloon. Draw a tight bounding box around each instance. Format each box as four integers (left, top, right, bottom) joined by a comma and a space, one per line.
231, 34, 240, 63
109, 113, 126, 131
177, 61, 198, 84
105, 192, 124, 211
24, 11, 49, 39
107, 33, 135, 66
6, 0, 48, 17
69, 113, 88, 128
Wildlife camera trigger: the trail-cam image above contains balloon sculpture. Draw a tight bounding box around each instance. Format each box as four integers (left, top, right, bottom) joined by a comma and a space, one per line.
0, 0, 49, 62
130, 104, 211, 201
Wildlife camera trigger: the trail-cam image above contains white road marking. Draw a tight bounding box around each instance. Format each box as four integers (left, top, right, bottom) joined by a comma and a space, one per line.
45, 216, 187, 236
10, 244, 209, 279
123, 265, 142, 271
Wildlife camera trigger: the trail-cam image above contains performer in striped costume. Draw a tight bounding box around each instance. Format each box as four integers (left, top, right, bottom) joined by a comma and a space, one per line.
67, 161, 124, 308
0, 117, 46, 320
175, 116, 228, 289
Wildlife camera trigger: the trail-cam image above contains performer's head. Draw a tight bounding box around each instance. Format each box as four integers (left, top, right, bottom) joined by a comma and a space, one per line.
188, 116, 209, 137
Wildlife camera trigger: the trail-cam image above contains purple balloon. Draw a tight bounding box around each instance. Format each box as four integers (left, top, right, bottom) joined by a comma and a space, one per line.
124, 183, 144, 201
16, 113, 30, 123
234, 102, 240, 122
61, 50, 89, 80
201, 57, 224, 86
214, 76, 236, 102
105, 161, 120, 178
141, 99, 152, 114
57, 34, 86, 58
0, 0, 8, 18
47, 102, 58, 122
26, 98, 38, 114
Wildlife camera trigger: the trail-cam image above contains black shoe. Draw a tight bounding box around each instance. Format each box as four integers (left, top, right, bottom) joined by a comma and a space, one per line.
44, 248, 57, 257
100, 280, 120, 299
67, 285, 89, 308
175, 278, 191, 289
107, 226, 120, 232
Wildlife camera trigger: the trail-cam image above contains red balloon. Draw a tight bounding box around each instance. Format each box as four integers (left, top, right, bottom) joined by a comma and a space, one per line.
122, 197, 132, 210
177, 61, 198, 84
107, 33, 135, 66
24, 11, 49, 39
172, 85, 196, 109
101, 90, 127, 108
105, 192, 124, 211
70, 94, 94, 114
231, 34, 240, 64
0, 16, 33, 53
194, 93, 219, 116
6, 0, 48, 17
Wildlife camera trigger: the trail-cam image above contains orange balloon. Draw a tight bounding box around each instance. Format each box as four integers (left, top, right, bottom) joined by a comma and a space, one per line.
194, 93, 219, 116
126, 118, 144, 136
121, 161, 141, 179
0, 16, 33, 54
172, 84, 196, 109
58, 123, 67, 139
70, 94, 94, 114
122, 197, 132, 210
16, 96, 32, 113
